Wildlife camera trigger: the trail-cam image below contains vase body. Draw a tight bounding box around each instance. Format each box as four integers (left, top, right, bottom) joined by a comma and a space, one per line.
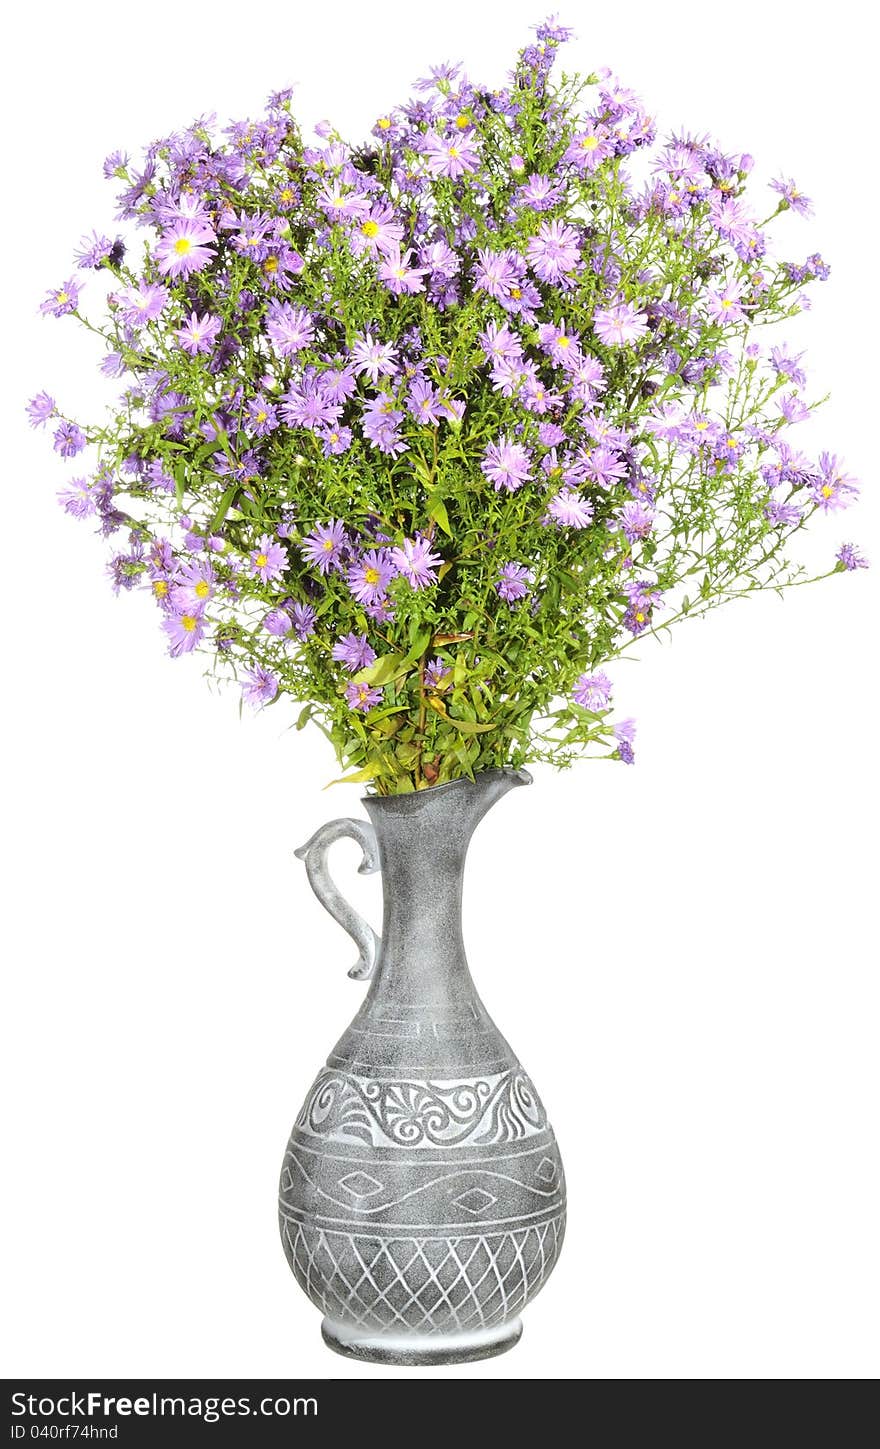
278, 769, 565, 1364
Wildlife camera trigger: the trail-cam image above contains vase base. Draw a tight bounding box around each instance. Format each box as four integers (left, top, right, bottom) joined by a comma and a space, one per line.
320, 1316, 523, 1366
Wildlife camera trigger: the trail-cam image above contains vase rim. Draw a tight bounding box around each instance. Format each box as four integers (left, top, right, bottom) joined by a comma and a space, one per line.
361, 766, 532, 807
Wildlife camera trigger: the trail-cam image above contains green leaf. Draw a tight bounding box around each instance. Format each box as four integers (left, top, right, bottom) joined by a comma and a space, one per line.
448, 717, 497, 735
208, 485, 238, 534
173, 464, 186, 509
426, 491, 452, 537
323, 760, 384, 788
355, 653, 407, 687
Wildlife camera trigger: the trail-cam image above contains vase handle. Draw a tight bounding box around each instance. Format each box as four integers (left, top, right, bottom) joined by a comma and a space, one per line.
294, 820, 381, 981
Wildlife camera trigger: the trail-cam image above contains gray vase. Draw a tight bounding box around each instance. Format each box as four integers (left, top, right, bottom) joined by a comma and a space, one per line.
279, 767, 566, 1365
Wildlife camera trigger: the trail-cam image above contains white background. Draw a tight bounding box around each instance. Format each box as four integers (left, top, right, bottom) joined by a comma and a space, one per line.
2, 0, 877, 1382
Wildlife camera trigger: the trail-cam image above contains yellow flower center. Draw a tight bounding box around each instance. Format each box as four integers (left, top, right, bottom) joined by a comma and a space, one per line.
328, 432, 339, 443
153, 579, 168, 597
510, 286, 522, 299
721, 297, 734, 309
361, 219, 379, 238
279, 188, 294, 203
182, 614, 197, 632
263, 255, 279, 273
448, 146, 459, 158
256, 409, 268, 423
455, 113, 469, 129
581, 135, 598, 151
57, 291, 69, 304
195, 580, 210, 599
557, 335, 570, 347
635, 610, 646, 624
822, 483, 834, 498
377, 117, 391, 130
322, 538, 334, 551
255, 552, 268, 568
364, 567, 381, 585
174, 237, 193, 255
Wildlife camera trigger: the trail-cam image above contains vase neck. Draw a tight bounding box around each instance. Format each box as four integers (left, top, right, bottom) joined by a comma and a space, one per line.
327, 770, 530, 1075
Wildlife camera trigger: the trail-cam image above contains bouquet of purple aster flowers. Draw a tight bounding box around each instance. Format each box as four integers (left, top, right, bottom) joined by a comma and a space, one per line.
30, 17, 866, 791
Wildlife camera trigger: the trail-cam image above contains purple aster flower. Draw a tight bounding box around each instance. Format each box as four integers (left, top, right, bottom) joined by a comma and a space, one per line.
778, 393, 810, 425
593, 301, 649, 347
290, 602, 317, 639
40, 279, 81, 318
765, 500, 802, 527
421, 129, 480, 179
53, 421, 87, 457
162, 607, 207, 656
517, 173, 565, 210
573, 671, 612, 711
496, 562, 531, 602
118, 281, 169, 327
250, 533, 289, 581
332, 632, 377, 672
391, 535, 442, 589
246, 395, 278, 436
482, 437, 532, 492
812, 454, 859, 511
172, 559, 216, 610
564, 124, 612, 172
836, 543, 869, 572
301, 519, 347, 574
526, 220, 581, 282
320, 424, 353, 456
281, 378, 342, 431
478, 319, 523, 365
155, 218, 216, 278
100, 351, 126, 378
537, 322, 582, 367
378, 247, 428, 295
769, 347, 807, 387
347, 548, 396, 604
265, 301, 314, 356
613, 717, 637, 765
350, 202, 405, 258
26, 392, 56, 428
242, 665, 279, 708
407, 379, 448, 425
474, 248, 519, 302
582, 445, 627, 488
623, 580, 662, 634
319, 365, 357, 404
74, 231, 117, 269
57, 476, 98, 518
617, 500, 655, 542
770, 176, 813, 216
546, 488, 594, 528
706, 280, 746, 324
103, 149, 129, 178
424, 658, 452, 690
361, 394, 408, 456
538, 422, 567, 448
346, 680, 383, 712
263, 608, 292, 636
175, 311, 222, 355
350, 334, 399, 383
